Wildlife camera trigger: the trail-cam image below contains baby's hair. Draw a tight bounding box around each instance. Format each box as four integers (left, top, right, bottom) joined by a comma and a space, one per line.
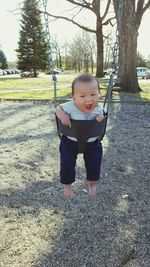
71, 73, 100, 95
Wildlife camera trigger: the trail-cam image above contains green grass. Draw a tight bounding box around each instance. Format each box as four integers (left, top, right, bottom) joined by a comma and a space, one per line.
0, 88, 70, 100
0, 87, 106, 100
117, 82, 150, 101
0, 77, 69, 90
0, 74, 150, 101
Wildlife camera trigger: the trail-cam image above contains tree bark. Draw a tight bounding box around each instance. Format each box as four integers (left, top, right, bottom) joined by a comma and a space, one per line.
33, 68, 37, 77
90, 53, 94, 74
96, 17, 104, 77
118, 1, 141, 92
113, 0, 150, 92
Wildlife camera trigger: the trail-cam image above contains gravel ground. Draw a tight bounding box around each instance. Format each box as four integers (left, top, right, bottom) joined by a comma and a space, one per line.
0, 98, 149, 267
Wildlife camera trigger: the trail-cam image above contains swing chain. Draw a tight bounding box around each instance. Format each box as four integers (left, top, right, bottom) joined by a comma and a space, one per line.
103, 0, 124, 113
42, 0, 57, 107
43, 0, 53, 72
112, 0, 124, 71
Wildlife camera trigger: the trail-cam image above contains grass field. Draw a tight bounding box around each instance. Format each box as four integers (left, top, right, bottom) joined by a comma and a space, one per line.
0, 74, 150, 101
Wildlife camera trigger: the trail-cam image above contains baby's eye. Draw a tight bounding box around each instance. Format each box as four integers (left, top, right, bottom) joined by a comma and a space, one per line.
91, 94, 97, 96
80, 95, 85, 98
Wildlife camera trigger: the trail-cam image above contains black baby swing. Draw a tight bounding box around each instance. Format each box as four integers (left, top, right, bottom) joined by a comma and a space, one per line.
42, 0, 121, 153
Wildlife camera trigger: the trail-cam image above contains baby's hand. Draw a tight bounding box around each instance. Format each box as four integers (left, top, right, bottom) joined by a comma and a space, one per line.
96, 114, 104, 122
61, 113, 71, 127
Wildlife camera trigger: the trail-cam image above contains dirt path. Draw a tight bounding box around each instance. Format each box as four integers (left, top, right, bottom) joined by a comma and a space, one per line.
0, 99, 149, 267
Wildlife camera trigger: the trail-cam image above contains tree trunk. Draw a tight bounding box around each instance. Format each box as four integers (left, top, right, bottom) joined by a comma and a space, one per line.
114, 0, 142, 92
56, 53, 59, 67
84, 57, 89, 73
119, 29, 141, 92
59, 51, 62, 67
78, 62, 81, 72
33, 68, 37, 77
96, 18, 104, 78
91, 53, 94, 74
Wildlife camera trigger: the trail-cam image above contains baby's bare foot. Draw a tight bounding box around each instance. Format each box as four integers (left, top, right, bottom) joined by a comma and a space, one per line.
63, 184, 75, 198
88, 181, 97, 197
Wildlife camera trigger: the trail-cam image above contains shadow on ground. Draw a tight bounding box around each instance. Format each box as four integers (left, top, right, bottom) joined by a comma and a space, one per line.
0, 97, 149, 267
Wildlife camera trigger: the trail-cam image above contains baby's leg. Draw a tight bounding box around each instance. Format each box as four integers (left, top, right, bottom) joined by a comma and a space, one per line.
59, 136, 78, 198
84, 140, 102, 197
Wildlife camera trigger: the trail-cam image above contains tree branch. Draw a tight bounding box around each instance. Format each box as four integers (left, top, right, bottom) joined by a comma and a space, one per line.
66, 0, 92, 11
136, 0, 150, 25
72, 7, 84, 20
41, 11, 96, 33
92, 0, 100, 15
141, 0, 150, 15
102, 17, 116, 26
82, 0, 93, 9
101, 0, 111, 21
136, 0, 144, 17
63, 4, 83, 13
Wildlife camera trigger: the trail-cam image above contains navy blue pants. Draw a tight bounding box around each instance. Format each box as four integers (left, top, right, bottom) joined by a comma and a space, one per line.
59, 135, 103, 184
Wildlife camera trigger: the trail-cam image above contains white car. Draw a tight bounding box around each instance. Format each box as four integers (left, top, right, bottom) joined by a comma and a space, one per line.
137, 67, 150, 79
104, 68, 118, 76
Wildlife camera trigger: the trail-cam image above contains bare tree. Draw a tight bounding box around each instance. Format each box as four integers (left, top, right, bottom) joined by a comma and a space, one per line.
51, 35, 62, 68
69, 40, 82, 72
63, 40, 70, 70
43, 0, 114, 77
113, 0, 150, 92
69, 31, 96, 73
104, 32, 113, 70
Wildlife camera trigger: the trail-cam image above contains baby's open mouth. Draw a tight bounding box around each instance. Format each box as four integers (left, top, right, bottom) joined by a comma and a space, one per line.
85, 104, 92, 110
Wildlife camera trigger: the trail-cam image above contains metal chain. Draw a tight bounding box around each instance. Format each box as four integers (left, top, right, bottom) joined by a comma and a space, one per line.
103, 0, 124, 113
112, 0, 124, 71
42, 0, 57, 108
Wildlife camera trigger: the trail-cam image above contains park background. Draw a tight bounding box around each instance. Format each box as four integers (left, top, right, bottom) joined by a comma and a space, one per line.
0, 0, 150, 64
0, 1, 150, 267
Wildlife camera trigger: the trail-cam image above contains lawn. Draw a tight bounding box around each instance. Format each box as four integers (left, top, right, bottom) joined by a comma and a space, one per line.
0, 75, 74, 90
0, 74, 150, 101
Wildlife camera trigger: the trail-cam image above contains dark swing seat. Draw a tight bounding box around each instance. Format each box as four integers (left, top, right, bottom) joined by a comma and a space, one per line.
56, 113, 108, 153
56, 68, 113, 153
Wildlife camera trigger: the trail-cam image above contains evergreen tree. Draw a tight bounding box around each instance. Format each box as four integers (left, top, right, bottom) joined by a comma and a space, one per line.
0, 50, 8, 69
17, 0, 48, 77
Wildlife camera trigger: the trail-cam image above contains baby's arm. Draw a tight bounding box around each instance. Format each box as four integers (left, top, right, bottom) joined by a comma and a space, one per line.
56, 105, 71, 126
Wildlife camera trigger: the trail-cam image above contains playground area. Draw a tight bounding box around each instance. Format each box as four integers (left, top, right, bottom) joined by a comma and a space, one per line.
0, 96, 149, 267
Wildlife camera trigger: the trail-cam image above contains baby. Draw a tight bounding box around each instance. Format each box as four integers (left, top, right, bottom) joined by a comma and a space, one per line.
56, 73, 104, 198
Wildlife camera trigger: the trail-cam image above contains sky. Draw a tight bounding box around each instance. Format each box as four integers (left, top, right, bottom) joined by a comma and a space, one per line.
0, 0, 150, 62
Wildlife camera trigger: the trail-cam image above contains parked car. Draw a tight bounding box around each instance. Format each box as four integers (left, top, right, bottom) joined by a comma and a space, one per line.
0, 70, 7, 75
4, 69, 11, 74
2, 70, 7, 75
104, 68, 118, 76
13, 69, 21, 74
46, 68, 64, 75
137, 67, 150, 79
20, 71, 39, 78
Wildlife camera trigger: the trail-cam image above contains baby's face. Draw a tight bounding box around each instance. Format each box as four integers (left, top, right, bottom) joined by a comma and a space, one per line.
72, 80, 99, 113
